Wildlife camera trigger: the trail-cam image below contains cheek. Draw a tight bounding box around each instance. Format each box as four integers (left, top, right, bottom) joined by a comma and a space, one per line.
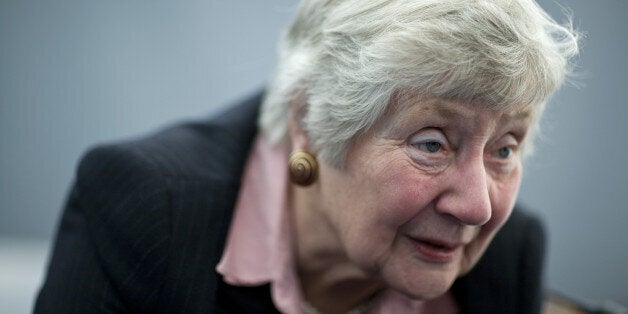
375, 164, 436, 225
339, 162, 437, 269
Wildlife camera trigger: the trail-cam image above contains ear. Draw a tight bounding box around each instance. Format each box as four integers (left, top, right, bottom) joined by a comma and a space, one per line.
287, 96, 311, 152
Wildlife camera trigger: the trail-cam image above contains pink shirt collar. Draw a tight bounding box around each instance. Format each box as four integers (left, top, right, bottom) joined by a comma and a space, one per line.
216, 135, 459, 314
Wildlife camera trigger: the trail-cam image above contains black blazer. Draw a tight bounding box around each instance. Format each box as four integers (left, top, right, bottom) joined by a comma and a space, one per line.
35, 91, 546, 313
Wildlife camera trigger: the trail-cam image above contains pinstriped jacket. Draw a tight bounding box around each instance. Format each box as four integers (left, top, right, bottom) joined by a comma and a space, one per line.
35, 91, 546, 313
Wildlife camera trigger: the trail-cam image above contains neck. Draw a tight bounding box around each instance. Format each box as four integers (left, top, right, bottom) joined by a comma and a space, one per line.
291, 185, 383, 314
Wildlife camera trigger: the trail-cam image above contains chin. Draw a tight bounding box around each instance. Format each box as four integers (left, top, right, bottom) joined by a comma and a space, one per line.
396, 279, 454, 301
383, 265, 459, 301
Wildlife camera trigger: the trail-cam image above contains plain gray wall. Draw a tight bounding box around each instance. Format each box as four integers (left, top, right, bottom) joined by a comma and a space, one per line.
1, 0, 626, 305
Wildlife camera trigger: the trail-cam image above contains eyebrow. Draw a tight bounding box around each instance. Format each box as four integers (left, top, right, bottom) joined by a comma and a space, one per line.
501, 108, 535, 124
434, 105, 466, 119
434, 102, 534, 122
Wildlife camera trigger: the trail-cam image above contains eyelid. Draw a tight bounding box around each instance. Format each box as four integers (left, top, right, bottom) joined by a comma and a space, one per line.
408, 128, 448, 145
496, 133, 519, 147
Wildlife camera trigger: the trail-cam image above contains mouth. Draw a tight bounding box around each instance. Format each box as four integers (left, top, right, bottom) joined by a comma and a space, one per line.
408, 237, 463, 263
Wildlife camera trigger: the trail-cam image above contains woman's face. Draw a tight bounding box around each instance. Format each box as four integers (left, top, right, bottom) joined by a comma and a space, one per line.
316, 96, 534, 299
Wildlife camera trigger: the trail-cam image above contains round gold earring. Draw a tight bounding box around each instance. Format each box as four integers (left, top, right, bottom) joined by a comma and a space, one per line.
288, 150, 318, 186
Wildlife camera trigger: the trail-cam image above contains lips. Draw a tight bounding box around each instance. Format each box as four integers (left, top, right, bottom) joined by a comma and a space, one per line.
408, 237, 463, 263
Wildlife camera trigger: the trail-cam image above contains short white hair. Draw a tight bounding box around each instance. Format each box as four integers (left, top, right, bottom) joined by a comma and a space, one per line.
260, 0, 579, 166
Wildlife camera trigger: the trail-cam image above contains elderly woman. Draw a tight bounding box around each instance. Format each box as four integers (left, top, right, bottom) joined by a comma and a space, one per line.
36, 0, 578, 313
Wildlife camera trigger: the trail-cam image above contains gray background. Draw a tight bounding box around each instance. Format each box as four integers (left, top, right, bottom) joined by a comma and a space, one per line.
1, 0, 626, 312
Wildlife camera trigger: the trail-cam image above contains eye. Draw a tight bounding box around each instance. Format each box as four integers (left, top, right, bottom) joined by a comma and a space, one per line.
417, 141, 442, 153
406, 129, 449, 164
497, 146, 512, 159
491, 133, 519, 162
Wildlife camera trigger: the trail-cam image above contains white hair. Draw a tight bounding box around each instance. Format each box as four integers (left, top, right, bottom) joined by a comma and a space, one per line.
260, 0, 579, 166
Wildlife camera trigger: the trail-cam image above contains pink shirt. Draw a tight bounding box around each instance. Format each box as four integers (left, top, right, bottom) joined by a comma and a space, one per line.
216, 135, 459, 314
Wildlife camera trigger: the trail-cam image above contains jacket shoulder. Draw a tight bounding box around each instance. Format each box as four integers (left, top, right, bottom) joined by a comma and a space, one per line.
36, 92, 262, 313
76, 91, 261, 310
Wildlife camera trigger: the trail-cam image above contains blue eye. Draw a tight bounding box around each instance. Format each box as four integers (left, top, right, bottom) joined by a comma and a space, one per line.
418, 141, 442, 153
497, 147, 512, 158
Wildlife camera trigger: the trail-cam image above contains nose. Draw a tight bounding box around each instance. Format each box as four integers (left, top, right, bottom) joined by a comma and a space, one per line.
434, 157, 492, 226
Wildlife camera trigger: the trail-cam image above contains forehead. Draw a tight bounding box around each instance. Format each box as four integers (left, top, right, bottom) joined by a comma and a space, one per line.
396, 91, 533, 116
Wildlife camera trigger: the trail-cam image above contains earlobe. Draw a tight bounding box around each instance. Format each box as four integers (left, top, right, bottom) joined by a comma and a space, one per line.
288, 150, 319, 186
